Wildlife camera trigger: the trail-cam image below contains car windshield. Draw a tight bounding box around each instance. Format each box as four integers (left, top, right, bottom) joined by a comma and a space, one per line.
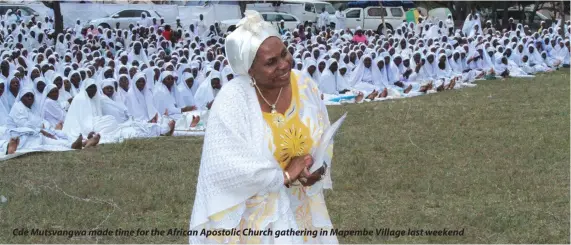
315, 3, 335, 14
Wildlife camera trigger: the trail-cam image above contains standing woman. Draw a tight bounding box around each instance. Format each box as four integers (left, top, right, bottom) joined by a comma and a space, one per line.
189, 10, 337, 244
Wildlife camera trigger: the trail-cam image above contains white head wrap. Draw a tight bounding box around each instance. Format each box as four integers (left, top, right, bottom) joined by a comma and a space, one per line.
225, 10, 280, 76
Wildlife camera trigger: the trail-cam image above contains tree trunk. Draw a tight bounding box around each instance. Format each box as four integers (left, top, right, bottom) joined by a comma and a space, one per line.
53, 1, 63, 35
379, 1, 386, 35
519, 4, 525, 24
529, 1, 540, 25
502, 2, 509, 29
492, 2, 497, 28
239, 1, 248, 18
560, 0, 565, 36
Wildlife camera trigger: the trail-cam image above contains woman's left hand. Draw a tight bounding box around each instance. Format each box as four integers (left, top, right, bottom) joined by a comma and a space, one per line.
300, 166, 326, 187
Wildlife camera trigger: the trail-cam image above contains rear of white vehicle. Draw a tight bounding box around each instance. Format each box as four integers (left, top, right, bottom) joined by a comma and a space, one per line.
343, 6, 406, 33
248, 0, 337, 26
220, 12, 300, 33
88, 9, 162, 29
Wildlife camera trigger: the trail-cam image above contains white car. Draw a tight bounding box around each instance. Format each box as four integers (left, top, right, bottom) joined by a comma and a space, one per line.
88, 9, 162, 29
247, 0, 337, 27
343, 6, 407, 33
220, 12, 301, 33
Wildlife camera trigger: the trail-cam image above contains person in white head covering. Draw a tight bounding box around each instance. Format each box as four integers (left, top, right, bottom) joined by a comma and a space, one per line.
175, 72, 196, 108
0, 80, 10, 127
2, 73, 21, 109
189, 10, 337, 244
152, 71, 201, 130
318, 58, 350, 95
100, 78, 173, 137
39, 83, 65, 126
349, 54, 380, 99
335, 8, 346, 30
9, 85, 87, 150
193, 70, 221, 110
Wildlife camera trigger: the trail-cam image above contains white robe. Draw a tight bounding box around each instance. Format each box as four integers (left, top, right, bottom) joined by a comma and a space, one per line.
189, 70, 336, 243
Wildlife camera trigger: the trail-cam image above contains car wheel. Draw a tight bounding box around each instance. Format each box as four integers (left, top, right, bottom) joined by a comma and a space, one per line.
99, 23, 110, 29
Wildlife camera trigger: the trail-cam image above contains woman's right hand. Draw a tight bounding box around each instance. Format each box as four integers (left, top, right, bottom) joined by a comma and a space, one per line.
284, 155, 313, 185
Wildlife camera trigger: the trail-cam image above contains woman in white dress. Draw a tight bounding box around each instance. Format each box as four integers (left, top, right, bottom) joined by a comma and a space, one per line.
189, 10, 337, 244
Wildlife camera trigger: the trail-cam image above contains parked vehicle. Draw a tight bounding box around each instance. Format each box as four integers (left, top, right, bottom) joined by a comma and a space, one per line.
0, 4, 41, 24
343, 6, 407, 33
220, 11, 301, 33
88, 9, 162, 29
346, 1, 415, 9
247, 0, 337, 26
495, 9, 551, 30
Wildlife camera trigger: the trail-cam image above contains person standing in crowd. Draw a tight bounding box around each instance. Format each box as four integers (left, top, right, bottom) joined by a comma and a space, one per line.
189, 10, 337, 244
335, 7, 346, 30
318, 7, 329, 30
195, 14, 207, 38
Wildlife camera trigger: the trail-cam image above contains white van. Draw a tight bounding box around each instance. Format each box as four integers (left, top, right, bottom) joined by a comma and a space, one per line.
343, 6, 407, 34
247, 0, 337, 26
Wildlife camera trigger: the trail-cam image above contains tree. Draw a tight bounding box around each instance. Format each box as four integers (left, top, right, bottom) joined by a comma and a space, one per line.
502, 2, 509, 29
238, 1, 249, 18
42, 1, 63, 35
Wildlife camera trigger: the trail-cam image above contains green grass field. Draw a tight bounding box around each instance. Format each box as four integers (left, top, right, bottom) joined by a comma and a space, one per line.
0, 70, 569, 244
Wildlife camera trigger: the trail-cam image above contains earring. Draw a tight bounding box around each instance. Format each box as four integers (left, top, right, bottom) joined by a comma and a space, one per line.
250, 76, 256, 87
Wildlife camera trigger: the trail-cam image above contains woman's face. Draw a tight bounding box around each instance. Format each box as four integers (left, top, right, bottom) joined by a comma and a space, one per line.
185, 78, 194, 89
328, 62, 338, 73
226, 74, 234, 82
308, 65, 316, 75
377, 60, 384, 70
129, 68, 137, 78
394, 57, 402, 66
10, 77, 19, 93
248, 37, 292, 90
31, 69, 40, 79
103, 85, 114, 98
36, 80, 46, 93
86, 85, 97, 98
104, 69, 114, 79
71, 73, 80, 87
162, 75, 174, 89
21, 92, 34, 108
364, 57, 371, 68
211, 78, 221, 89
427, 55, 434, 64
119, 67, 128, 74
47, 87, 59, 101
318, 62, 326, 73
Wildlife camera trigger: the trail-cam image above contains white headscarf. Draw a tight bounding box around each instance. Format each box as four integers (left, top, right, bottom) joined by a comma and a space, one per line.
194, 70, 220, 110
0, 80, 11, 125
318, 58, 349, 94
9, 85, 43, 129
175, 72, 196, 108
38, 83, 64, 124
225, 10, 281, 77
62, 78, 102, 138
100, 78, 129, 123
152, 71, 181, 119
125, 72, 158, 122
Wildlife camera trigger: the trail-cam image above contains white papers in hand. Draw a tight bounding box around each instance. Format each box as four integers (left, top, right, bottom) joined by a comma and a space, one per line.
310, 112, 347, 174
